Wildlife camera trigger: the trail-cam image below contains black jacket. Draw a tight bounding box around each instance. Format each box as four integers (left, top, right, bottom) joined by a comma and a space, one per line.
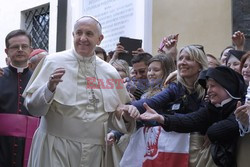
162, 100, 240, 167
0, 65, 32, 167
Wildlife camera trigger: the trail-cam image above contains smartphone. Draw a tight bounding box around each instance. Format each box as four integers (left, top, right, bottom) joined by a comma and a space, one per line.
119, 37, 142, 66
158, 39, 165, 51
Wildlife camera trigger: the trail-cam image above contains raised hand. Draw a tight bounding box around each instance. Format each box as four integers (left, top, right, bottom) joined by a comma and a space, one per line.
232, 31, 245, 51
158, 34, 179, 53
48, 67, 66, 92
140, 103, 164, 124
234, 101, 249, 127
132, 48, 144, 56
110, 43, 127, 62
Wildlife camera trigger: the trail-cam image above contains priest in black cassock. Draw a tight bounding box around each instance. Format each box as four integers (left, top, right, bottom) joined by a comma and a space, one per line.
0, 29, 39, 167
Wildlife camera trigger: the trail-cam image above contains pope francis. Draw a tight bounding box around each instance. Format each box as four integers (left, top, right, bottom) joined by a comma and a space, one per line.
23, 15, 139, 167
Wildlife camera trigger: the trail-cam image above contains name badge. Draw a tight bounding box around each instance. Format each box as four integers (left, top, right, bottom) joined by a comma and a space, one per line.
172, 104, 180, 110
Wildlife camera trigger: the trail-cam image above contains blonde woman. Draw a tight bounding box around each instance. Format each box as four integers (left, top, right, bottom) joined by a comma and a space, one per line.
121, 45, 209, 167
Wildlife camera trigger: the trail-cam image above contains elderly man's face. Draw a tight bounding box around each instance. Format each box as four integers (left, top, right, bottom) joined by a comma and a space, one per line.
73, 18, 103, 57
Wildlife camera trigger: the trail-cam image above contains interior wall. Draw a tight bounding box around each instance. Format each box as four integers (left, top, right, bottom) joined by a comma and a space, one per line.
152, 0, 232, 58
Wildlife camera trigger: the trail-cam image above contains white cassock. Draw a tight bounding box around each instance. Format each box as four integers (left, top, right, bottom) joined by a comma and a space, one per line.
23, 48, 134, 167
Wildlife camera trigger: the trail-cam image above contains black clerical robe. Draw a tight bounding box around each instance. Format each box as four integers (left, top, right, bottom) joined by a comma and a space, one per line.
0, 65, 34, 167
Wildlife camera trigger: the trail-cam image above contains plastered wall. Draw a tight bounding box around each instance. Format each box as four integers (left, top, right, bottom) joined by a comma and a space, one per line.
152, 0, 232, 58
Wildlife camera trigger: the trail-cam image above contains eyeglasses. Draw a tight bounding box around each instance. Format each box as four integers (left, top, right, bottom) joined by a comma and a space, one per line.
8, 44, 31, 51
190, 44, 205, 54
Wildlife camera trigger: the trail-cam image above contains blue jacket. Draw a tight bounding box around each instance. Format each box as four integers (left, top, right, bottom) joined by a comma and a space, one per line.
133, 82, 204, 114
132, 82, 205, 127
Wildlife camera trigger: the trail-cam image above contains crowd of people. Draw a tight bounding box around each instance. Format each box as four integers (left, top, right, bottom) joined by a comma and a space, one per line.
0, 15, 250, 167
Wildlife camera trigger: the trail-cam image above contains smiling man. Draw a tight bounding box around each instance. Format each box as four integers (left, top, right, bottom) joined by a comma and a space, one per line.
0, 29, 40, 167
23, 16, 139, 167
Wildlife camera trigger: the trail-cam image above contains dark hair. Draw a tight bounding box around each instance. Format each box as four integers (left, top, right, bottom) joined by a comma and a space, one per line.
5, 29, 32, 48
131, 52, 153, 65
95, 46, 107, 61
219, 46, 234, 59
225, 50, 246, 67
108, 50, 114, 59
240, 51, 250, 72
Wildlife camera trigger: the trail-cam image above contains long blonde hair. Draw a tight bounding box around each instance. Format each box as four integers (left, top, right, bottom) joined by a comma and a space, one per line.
177, 45, 208, 99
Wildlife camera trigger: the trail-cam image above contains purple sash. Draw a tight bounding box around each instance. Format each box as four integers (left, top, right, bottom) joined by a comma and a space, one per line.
0, 113, 40, 167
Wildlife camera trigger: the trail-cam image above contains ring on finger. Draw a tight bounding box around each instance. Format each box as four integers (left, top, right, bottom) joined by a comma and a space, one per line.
51, 74, 54, 79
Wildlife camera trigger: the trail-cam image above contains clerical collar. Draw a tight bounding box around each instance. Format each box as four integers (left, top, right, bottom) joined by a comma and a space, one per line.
10, 63, 28, 73
72, 48, 95, 63
214, 98, 232, 107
